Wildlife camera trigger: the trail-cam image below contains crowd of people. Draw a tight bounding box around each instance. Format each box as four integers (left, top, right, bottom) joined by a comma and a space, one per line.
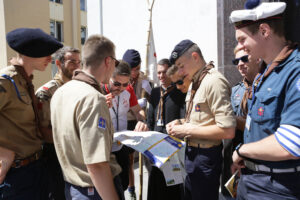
0, 1, 300, 200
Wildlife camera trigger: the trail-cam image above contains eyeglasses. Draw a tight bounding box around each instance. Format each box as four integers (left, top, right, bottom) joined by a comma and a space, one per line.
65, 59, 81, 66
232, 55, 249, 65
111, 79, 129, 87
110, 56, 120, 67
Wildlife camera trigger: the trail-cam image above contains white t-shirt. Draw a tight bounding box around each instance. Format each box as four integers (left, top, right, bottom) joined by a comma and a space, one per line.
104, 84, 138, 151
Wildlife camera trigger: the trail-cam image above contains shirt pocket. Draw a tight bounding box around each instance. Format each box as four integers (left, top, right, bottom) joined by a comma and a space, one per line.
251, 92, 280, 123
191, 97, 210, 122
18, 91, 32, 105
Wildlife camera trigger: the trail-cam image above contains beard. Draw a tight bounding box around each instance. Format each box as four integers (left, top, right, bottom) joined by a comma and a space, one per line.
61, 66, 73, 80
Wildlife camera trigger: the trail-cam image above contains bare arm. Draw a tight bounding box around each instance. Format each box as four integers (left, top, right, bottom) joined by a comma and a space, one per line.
130, 104, 145, 121
0, 146, 15, 184
167, 123, 235, 140
87, 162, 119, 200
237, 134, 298, 161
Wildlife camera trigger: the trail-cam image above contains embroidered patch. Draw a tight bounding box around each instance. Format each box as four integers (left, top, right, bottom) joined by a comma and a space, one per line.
195, 104, 201, 112
98, 117, 106, 129
258, 107, 264, 116
297, 78, 300, 92
42, 86, 49, 90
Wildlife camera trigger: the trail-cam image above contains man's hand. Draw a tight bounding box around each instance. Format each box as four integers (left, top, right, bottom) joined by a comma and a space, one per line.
134, 121, 149, 132
232, 150, 245, 171
166, 119, 188, 139
105, 93, 114, 108
166, 119, 183, 130
0, 147, 15, 184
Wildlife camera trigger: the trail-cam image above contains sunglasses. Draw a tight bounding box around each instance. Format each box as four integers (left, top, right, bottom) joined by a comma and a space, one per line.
232, 55, 249, 65
109, 56, 120, 67
172, 75, 187, 86
111, 79, 129, 87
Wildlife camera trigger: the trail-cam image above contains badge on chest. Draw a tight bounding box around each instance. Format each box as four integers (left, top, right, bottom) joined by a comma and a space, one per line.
157, 119, 164, 126
195, 104, 201, 112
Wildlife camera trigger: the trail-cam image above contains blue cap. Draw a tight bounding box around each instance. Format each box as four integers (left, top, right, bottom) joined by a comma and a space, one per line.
6, 28, 63, 58
169, 39, 195, 65
122, 49, 141, 68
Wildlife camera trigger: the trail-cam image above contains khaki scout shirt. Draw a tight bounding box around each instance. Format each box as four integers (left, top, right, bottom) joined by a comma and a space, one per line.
36, 73, 64, 128
0, 66, 42, 159
186, 68, 236, 146
51, 79, 121, 187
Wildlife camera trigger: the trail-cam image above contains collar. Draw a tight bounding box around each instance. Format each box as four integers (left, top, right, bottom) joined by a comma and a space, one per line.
269, 42, 298, 71
72, 70, 102, 93
192, 61, 214, 83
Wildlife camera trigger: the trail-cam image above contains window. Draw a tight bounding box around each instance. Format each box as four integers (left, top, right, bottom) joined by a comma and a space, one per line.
51, 58, 58, 78
49, 0, 63, 3
80, 0, 86, 11
50, 20, 64, 42
81, 27, 87, 45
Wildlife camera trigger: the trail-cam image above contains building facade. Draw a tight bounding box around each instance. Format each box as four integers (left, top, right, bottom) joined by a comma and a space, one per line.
0, 0, 87, 88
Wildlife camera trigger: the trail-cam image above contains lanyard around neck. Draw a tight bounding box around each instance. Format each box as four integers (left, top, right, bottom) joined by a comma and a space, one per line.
112, 96, 120, 131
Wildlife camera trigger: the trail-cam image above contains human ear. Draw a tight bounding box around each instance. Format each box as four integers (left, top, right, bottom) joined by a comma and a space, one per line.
259, 23, 270, 38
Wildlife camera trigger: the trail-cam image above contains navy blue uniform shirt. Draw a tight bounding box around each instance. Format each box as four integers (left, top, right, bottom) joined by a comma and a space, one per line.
244, 48, 300, 168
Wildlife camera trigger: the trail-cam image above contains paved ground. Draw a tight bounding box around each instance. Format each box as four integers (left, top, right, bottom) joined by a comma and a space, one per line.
124, 160, 149, 200
124, 157, 234, 200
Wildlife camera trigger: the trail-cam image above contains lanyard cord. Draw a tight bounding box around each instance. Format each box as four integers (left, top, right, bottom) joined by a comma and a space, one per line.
112, 96, 120, 131
248, 65, 270, 115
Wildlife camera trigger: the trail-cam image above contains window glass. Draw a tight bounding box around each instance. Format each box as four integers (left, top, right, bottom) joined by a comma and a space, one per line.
80, 0, 86, 11
49, 0, 63, 4
50, 20, 55, 37
81, 27, 87, 45
50, 21, 63, 42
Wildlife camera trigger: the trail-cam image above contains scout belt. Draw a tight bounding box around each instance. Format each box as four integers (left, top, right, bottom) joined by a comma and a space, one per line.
244, 160, 300, 173
12, 151, 42, 168
186, 138, 221, 149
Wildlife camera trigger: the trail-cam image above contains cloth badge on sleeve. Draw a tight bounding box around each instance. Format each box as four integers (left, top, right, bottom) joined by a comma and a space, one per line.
258, 107, 264, 116
297, 78, 300, 92
98, 117, 106, 129
195, 104, 201, 112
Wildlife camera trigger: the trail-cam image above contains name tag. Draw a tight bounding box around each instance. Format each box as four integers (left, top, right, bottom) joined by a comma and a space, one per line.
245, 114, 251, 131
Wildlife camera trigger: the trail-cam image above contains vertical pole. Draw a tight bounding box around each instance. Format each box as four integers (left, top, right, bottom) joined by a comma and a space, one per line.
138, 152, 143, 200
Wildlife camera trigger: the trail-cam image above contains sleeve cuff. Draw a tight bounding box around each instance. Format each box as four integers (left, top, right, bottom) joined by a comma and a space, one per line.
275, 124, 300, 157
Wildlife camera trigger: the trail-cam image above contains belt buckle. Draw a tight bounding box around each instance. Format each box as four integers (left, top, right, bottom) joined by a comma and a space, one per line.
244, 160, 256, 171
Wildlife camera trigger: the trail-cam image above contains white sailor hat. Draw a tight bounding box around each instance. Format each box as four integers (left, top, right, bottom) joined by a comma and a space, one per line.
229, 1, 286, 29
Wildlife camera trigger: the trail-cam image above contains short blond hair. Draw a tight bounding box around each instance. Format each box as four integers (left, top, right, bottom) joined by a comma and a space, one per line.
82, 35, 115, 69
233, 45, 244, 55
166, 65, 178, 77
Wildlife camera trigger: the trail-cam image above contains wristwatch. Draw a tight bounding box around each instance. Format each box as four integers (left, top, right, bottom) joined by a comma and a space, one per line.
235, 143, 246, 159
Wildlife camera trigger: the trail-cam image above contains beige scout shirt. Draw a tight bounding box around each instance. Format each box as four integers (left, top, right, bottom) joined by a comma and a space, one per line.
36, 73, 64, 128
0, 66, 42, 159
51, 79, 121, 187
186, 68, 236, 147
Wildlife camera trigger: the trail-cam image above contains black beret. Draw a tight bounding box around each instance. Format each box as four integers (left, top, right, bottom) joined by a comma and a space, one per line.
122, 49, 141, 68
169, 39, 195, 65
6, 28, 63, 58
